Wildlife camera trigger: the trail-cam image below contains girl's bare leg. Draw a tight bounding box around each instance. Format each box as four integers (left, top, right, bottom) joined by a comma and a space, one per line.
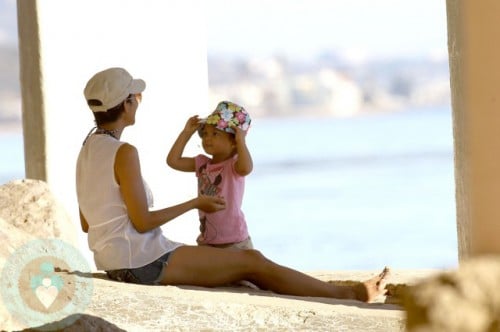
160, 246, 389, 302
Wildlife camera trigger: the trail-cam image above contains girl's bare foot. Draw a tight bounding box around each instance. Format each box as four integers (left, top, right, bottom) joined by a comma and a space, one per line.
354, 266, 391, 302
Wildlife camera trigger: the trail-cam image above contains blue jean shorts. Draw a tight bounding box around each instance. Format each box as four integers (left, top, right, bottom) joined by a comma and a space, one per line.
106, 251, 172, 285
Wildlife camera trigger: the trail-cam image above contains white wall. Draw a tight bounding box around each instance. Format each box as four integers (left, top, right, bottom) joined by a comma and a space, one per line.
32, 0, 209, 269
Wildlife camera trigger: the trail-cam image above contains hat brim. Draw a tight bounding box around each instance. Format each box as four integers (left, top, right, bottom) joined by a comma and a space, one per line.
130, 79, 146, 94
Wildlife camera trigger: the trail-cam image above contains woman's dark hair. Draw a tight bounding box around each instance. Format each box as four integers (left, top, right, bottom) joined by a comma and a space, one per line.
91, 94, 132, 126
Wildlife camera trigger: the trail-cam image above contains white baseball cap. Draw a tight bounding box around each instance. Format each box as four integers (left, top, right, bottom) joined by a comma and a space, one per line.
84, 67, 146, 112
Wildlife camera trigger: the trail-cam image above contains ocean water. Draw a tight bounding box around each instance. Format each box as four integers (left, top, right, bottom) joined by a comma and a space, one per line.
0, 106, 458, 271
244, 106, 457, 271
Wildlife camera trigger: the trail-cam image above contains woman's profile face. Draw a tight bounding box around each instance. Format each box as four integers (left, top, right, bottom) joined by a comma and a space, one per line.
125, 93, 142, 124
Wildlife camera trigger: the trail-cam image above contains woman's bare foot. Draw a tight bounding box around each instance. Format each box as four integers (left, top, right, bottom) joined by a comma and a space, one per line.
354, 266, 391, 302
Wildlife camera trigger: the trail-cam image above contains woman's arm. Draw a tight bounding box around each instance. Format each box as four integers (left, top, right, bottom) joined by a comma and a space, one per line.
233, 126, 253, 176
166, 115, 200, 172
115, 143, 226, 233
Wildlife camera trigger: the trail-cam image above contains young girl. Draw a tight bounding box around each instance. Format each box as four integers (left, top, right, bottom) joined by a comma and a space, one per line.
167, 101, 254, 249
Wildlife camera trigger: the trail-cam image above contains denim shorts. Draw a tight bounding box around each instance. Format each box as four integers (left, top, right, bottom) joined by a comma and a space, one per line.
106, 251, 172, 285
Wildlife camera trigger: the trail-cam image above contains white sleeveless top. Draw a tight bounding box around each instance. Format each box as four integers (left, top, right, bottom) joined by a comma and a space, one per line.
76, 134, 183, 270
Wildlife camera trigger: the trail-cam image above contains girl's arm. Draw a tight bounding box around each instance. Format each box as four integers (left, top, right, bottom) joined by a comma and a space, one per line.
166, 115, 200, 172
116, 143, 226, 233
233, 126, 253, 176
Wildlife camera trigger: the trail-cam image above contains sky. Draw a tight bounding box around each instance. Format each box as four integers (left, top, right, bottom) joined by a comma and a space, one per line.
1, 0, 448, 60
0, 0, 16, 45
204, 0, 449, 60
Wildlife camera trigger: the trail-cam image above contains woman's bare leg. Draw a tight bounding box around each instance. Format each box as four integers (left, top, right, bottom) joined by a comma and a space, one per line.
160, 246, 389, 302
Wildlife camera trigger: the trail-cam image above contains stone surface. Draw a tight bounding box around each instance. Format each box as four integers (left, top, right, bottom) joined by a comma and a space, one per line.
0, 179, 78, 331
0, 179, 77, 245
82, 274, 406, 332
3, 267, 445, 331
404, 256, 500, 332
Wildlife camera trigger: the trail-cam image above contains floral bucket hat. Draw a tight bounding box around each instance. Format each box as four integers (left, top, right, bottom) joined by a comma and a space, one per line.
201, 101, 251, 134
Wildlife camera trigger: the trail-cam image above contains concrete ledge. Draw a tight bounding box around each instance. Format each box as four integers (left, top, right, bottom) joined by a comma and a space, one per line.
24, 270, 438, 331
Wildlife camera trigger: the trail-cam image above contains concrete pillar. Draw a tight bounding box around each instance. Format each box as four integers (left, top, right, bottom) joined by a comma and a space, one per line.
17, 1, 47, 181
16, 0, 209, 269
447, 0, 500, 258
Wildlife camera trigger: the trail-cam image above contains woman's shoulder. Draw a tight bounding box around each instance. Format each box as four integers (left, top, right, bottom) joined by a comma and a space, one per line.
115, 142, 140, 163
117, 142, 136, 152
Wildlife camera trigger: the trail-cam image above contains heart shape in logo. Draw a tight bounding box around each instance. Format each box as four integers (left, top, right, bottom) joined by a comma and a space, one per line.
34, 278, 59, 309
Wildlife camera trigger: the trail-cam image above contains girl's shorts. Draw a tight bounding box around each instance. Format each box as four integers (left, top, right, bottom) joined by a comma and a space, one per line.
202, 237, 254, 250
106, 251, 172, 285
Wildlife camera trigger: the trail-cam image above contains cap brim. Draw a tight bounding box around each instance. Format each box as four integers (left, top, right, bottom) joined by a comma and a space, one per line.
130, 79, 146, 94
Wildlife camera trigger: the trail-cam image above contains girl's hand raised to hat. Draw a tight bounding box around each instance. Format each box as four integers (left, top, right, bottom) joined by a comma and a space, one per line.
195, 194, 226, 213
183, 115, 201, 136
233, 126, 247, 145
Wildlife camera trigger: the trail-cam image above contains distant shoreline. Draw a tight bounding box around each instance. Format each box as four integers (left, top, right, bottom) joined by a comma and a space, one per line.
0, 121, 22, 134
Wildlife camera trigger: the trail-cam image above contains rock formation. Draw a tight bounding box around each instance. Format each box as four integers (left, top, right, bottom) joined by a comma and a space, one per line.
404, 256, 500, 332
0, 179, 79, 330
0, 179, 77, 246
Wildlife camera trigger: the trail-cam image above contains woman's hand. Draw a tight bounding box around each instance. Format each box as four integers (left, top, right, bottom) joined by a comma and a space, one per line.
196, 195, 226, 212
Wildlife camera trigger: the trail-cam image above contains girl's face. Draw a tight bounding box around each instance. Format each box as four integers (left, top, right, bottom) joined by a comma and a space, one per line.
200, 125, 235, 157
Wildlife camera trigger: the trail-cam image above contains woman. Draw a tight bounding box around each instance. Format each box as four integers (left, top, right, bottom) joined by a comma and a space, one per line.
76, 67, 389, 301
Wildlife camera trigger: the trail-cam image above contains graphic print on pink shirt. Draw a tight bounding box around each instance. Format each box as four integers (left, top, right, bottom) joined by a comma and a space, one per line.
198, 163, 223, 197
198, 163, 223, 240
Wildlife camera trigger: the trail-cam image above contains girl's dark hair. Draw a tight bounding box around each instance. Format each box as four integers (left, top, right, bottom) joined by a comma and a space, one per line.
197, 124, 206, 137
197, 124, 236, 138
92, 94, 132, 126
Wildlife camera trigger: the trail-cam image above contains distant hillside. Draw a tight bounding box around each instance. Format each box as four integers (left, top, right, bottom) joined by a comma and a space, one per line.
0, 45, 21, 122
0, 45, 19, 91
207, 54, 451, 117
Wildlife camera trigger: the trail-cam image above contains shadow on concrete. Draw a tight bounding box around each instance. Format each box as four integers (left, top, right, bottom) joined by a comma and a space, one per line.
93, 271, 403, 311
52, 269, 109, 280
53, 270, 404, 311
175, 284, 404, 311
